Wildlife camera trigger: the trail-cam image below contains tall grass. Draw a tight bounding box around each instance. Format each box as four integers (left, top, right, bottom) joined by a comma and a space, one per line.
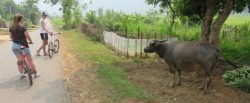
220, 22, 250, 64
50, 18, 64, 27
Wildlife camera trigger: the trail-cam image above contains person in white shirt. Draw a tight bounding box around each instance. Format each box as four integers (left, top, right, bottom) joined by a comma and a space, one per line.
36, 12, 52, 56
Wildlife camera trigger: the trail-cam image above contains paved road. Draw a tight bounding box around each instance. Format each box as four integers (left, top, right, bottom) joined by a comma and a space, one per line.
0, 29, 71, 103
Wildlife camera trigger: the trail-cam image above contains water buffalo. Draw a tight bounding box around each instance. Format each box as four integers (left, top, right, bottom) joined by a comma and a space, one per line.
144, 40, 238, 93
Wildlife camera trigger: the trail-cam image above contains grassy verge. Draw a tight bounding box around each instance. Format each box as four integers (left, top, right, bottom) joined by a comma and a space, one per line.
61, 29, 149, 102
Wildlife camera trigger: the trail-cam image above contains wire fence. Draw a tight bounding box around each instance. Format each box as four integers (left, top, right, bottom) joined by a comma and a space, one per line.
103, 31, 178, 58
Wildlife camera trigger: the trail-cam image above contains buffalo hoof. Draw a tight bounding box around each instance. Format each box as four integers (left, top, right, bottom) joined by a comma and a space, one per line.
170, 82, 176, 88
176, 81, 182, 86
198, 82, 205, 90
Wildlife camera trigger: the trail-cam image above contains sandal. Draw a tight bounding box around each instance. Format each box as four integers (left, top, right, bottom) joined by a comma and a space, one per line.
34, 73, 42, 78
36, 51, 41, 56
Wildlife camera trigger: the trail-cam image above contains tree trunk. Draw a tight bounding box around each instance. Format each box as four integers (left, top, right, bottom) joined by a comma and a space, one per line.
201, 0, 214, 41
210, 0, 234, 47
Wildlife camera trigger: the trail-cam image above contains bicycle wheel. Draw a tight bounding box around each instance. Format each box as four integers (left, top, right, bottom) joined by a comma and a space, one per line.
54, 39, 60, 53
24, 60, 33, 85
48, 42, 54, 58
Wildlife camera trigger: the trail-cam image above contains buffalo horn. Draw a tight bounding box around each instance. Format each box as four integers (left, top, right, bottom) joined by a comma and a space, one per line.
158, 39, 168, 42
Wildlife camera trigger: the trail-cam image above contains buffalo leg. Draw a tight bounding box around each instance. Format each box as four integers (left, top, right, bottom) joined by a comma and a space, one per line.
198, 72, 205, 90
176, 69, 182, 86
203, 68, 211, 93
169, 65, 176, 88
171, 73, 176, 88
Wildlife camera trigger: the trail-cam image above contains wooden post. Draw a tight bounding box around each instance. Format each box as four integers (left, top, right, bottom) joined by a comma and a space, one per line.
140, 32, 143, 58
126, 27, 129, 58
235, 25, 237, 39
135, 27, 140, 57
146, 33, 149, 58
155, 32, 157, 40
161, 31, 163, 40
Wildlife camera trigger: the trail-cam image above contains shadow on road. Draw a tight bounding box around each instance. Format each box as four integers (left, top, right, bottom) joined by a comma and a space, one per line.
0, 76, 31, 91
32, 79, 70, 103
15, 78, 32, 91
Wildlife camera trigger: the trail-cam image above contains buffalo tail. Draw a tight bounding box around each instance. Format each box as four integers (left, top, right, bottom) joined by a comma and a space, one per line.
217, 49, 240, 69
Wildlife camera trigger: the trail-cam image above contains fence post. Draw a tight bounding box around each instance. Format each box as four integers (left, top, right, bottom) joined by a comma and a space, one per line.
116, 32, 118, 54
235, 25, 237, 39
126, 27, 129, 58
140, 32, 143, 58
155, 32, 157, 40
222, 30, 225, 38
135, 39, 137, 57
138, 27, 140, 39
135, 27, 140, 57
160, 31, 163, 40
146, 33, 149, 58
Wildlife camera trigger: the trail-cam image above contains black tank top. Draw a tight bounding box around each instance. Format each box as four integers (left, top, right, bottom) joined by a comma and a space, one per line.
9, 25, 29, 48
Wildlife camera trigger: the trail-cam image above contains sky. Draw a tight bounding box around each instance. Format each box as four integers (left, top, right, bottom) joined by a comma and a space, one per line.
13, 0, 159, 16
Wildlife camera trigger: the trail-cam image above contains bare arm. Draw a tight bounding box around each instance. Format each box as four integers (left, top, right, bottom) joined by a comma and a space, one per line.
9, 33, 13, 40
24, 31, 33, 43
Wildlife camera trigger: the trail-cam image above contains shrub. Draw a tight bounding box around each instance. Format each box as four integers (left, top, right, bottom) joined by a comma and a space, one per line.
222, 66, 250, 93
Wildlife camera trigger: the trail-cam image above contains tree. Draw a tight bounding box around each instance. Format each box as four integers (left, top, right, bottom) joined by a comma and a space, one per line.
72, 0, 85, 31
44, 0, 86, 29
145, 0, 250, 47
21, 0, 40, 25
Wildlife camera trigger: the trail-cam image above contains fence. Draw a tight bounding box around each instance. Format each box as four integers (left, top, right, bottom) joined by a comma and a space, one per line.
103, 31, 178, 58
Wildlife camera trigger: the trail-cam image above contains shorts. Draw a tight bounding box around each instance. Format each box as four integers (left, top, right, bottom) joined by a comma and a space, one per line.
12, 43, 31, 55
40, 33, 48, 40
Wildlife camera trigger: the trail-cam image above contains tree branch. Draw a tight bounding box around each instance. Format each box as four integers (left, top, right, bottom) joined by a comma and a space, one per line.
210, 0, 234, 46
201, 0, 215, 41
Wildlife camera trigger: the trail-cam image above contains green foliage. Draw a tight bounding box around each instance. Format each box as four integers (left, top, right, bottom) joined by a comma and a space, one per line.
222, 67, 250, 93
220, 22, 250, 63
85, 10, 97, 24
89, 34, 102, 42
85, 9, 176, 39
0, 0, 39, 24
72, 0, 84, 29
46, 0, 85, 29
24, 20, 32, 27
130, 58, 145, 64
146, 0, 250, 21
51, 17, 64, 28
61, 0, 73, 29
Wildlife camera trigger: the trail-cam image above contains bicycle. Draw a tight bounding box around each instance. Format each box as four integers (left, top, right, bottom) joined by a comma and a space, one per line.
48, 32, 61, 58
20, 46, 33, 85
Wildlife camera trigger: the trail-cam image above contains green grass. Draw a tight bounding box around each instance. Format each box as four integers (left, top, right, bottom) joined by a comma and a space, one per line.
224, 15, 250, 25
51, 18, 64, 27
61, 29, 149, 102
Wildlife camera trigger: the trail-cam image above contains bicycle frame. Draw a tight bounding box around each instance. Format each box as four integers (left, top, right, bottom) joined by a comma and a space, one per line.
50, 33, 57, 43
20, 46, 33, 85
48, 32, 60, 58
20, 46, 30, 68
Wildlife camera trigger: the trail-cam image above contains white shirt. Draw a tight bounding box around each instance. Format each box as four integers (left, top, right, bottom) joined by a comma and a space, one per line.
39, 18, 47, 33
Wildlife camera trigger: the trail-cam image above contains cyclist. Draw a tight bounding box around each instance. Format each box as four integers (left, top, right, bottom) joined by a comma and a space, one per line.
9, 14, 40, 78
36, 12, 52, 56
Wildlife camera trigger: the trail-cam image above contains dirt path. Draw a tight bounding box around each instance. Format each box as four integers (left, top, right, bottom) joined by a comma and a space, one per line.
59, 34, 104, 103
0, 29, 70, 103
125, 60, 250, 103
0, 31, 9, 44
